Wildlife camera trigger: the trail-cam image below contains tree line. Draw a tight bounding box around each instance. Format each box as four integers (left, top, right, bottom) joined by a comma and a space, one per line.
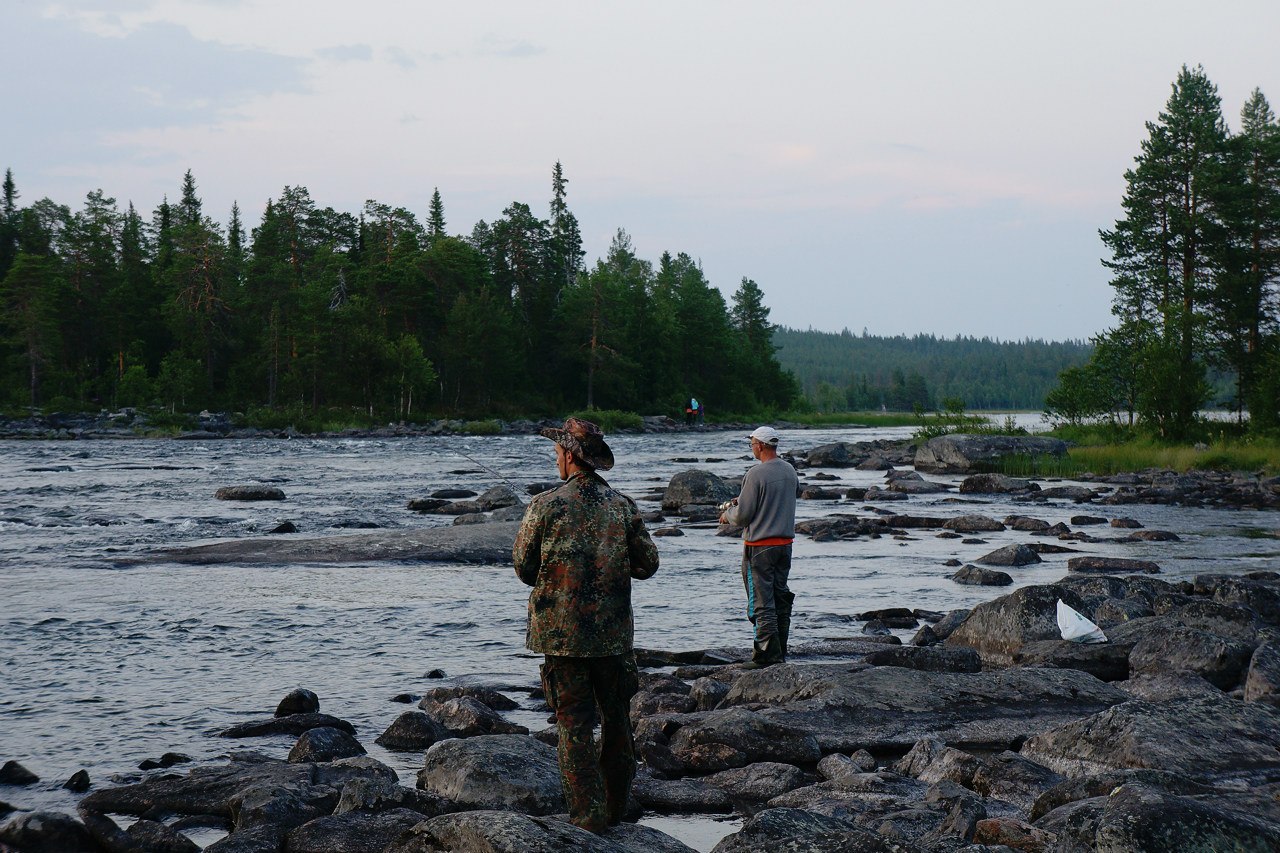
774, 327, 1091, 411
0, 163, 798, 422
1046, 66, 1280, 437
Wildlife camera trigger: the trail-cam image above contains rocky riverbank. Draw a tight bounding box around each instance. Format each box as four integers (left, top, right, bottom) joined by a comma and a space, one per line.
0, 410, 787, 441
4, 568, 1279, 852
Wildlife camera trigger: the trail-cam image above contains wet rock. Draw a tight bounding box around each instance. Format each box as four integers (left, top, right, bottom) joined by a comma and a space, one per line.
945, 584, 1087, 665
407, 498, 448, 512
1110, 517, 1143, 528
1070, 515, 1107, 526
803, 443, 854, 467
910, 625, 938, 646
689, 677, 730, 711
943, 515, 1005, 533
973, 816, 1053, 851
215, 485, 285, 501
0, 761, 38, 785
376, 711, 450, 752
668, 707, 821, 772
975, 544, 1041, 567
1066, 556, 1161, 574
951, 565, 1012, 586
652, 527, 684, 537
63, 769, 91, 792
288, 727, 366, 763
123, 817, 201, 852
276, 688, 320, 717
864, 645, 982, 673
960, 473, 1038, 494
286, 808, 426, 853
895, 737, 981, 787
1092, 596, 1154, 627
432, 488, 477, 499
152, 522, 520, 566
1129, 626, 1254, 689
1021, 693, 1280, 785
633, 771, 734, 813
419, 697, 528, 738
0, 810, 99, 852
702, 762, 808, 802
220, 712, 355, 739
1092, 783, 1280, 851
333, 777, 452, 817
862, 487, 908, 502
1027, 768, 1213, 822
801, 487, 844, 500
1007, 516, 1051, 532
861, 619, 892, 636
1038, 485, 1097, 501
915, 435, 1068, 475
386, 809, 697, 853
931, 609, 970, 641
970, 752, 1062, 811
856, 607, 917, 626
1245, 642, 1280, 704
231, 781, 338, 832
887, 478, 950, 494
419, 686, 519, 711
817, 752, 877, 786
270, 521, 298, 534
138, 752, 193, 771
1171, 599, 1259, 643
1013, 639, 1131, 682
81, 754, 314, 817
417, 735, 563, 814
754, 666, 1125, 755
708, 807, 883, 853
662, 470, 736, 511
1121, 529, 1180, 542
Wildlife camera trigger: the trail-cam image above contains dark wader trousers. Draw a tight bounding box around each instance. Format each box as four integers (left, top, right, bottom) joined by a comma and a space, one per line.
540, 653, 640, 832
742, 543, 795, 660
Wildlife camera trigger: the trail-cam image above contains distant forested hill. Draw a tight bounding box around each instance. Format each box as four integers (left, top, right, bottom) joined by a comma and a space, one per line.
774, 327, 1092, 411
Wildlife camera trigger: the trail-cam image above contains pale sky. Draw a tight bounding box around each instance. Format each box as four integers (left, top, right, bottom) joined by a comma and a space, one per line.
5, 0, 1279, 341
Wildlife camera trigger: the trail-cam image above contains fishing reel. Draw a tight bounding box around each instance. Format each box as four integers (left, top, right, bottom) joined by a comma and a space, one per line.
717, 499, 736, 513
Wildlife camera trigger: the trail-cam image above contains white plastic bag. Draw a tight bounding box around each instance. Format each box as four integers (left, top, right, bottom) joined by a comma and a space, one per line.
1056, 599, 1108, 644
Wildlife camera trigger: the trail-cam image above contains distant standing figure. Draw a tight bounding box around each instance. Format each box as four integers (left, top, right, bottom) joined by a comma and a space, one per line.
685, 396, 699, 425
513, 417, 660, 833
719, 425, 798, 668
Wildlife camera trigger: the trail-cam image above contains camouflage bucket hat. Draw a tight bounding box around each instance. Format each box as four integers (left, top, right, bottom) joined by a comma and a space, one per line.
539, 417, 615, 471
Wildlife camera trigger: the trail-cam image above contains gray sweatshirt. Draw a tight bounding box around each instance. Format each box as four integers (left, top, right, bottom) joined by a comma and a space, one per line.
726, 457, 798, 543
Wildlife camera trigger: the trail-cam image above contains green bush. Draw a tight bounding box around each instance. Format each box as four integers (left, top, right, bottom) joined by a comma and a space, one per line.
564, 410, 643, 433
460, 419, 503, 435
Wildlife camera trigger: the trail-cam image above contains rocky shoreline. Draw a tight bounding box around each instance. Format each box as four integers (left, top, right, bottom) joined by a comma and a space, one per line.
4, 435, 1280, 851
4, 567, 1278, 852
0, 410, 782, 441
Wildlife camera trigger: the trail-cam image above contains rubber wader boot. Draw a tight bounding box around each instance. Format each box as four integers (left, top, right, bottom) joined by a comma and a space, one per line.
741, 634, 783, 670
777, 615, 790, 661
777, 590, 796, 661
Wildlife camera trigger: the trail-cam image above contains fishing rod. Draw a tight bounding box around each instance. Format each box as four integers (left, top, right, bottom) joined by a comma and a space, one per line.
455, 448, 526, 499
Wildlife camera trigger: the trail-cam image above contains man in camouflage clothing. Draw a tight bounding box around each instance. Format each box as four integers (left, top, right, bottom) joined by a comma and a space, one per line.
513, 417, 659, 834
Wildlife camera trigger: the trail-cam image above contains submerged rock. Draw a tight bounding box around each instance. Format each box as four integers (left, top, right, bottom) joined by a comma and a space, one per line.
215, 485, 285, 501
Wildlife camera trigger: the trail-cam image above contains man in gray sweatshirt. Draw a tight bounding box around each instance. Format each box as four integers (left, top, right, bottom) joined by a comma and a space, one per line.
719, 426, 798, 668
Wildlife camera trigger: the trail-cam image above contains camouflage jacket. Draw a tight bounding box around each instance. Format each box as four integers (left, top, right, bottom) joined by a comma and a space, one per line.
513, 470, 659, 656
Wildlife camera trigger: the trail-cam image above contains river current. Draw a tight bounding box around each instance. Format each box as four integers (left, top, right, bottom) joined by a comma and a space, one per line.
2, 422, 1278, 846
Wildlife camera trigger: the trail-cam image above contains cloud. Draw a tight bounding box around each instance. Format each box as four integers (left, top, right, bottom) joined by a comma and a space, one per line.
475, 34, 544, 59
384, 45, 416, 69
316, 44, 373, 62
4, 6, 305, 168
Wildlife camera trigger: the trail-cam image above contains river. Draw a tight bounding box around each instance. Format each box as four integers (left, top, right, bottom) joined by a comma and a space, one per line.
2, 421, 1277, 849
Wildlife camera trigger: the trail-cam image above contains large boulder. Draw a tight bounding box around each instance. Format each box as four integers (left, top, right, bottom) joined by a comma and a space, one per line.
385, 809, 697, 853
81, 755, 316, 817
976, 544, 1041, 567
960, 473, 1039, 494
1020, 694, 1280, 785
1128, 626, 1255, 689
0, 811, 98, 852
286, 809, 428, 853
1245, 642, 1280, 704
376, 711, 450, 752
1067, 556, 1161, 575
709, 807, 889, 853
724, 664, 1125, 754
666, 707, 821, 772
661, 470, 736, 511
416, 735, 563, 815
915, 434, 1068, 475
418, 697, 528, 738
1092, 783, 1280, 852
945, 584, 1087, 665
288, 727, 366, 763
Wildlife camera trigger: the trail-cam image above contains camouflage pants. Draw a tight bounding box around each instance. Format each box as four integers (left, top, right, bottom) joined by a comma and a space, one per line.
540, 653, 640, 832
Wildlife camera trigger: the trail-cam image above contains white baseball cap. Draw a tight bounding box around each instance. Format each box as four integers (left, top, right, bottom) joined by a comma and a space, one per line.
748, 426, 780, 446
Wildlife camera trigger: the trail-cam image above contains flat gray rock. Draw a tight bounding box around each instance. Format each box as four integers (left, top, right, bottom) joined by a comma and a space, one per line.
386, 810, 697, 853
149, 522, 519, 565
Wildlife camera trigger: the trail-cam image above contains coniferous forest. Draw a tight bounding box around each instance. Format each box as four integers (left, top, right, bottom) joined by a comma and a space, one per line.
0, 163, 799, 422
1046, 66, 1280, 438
